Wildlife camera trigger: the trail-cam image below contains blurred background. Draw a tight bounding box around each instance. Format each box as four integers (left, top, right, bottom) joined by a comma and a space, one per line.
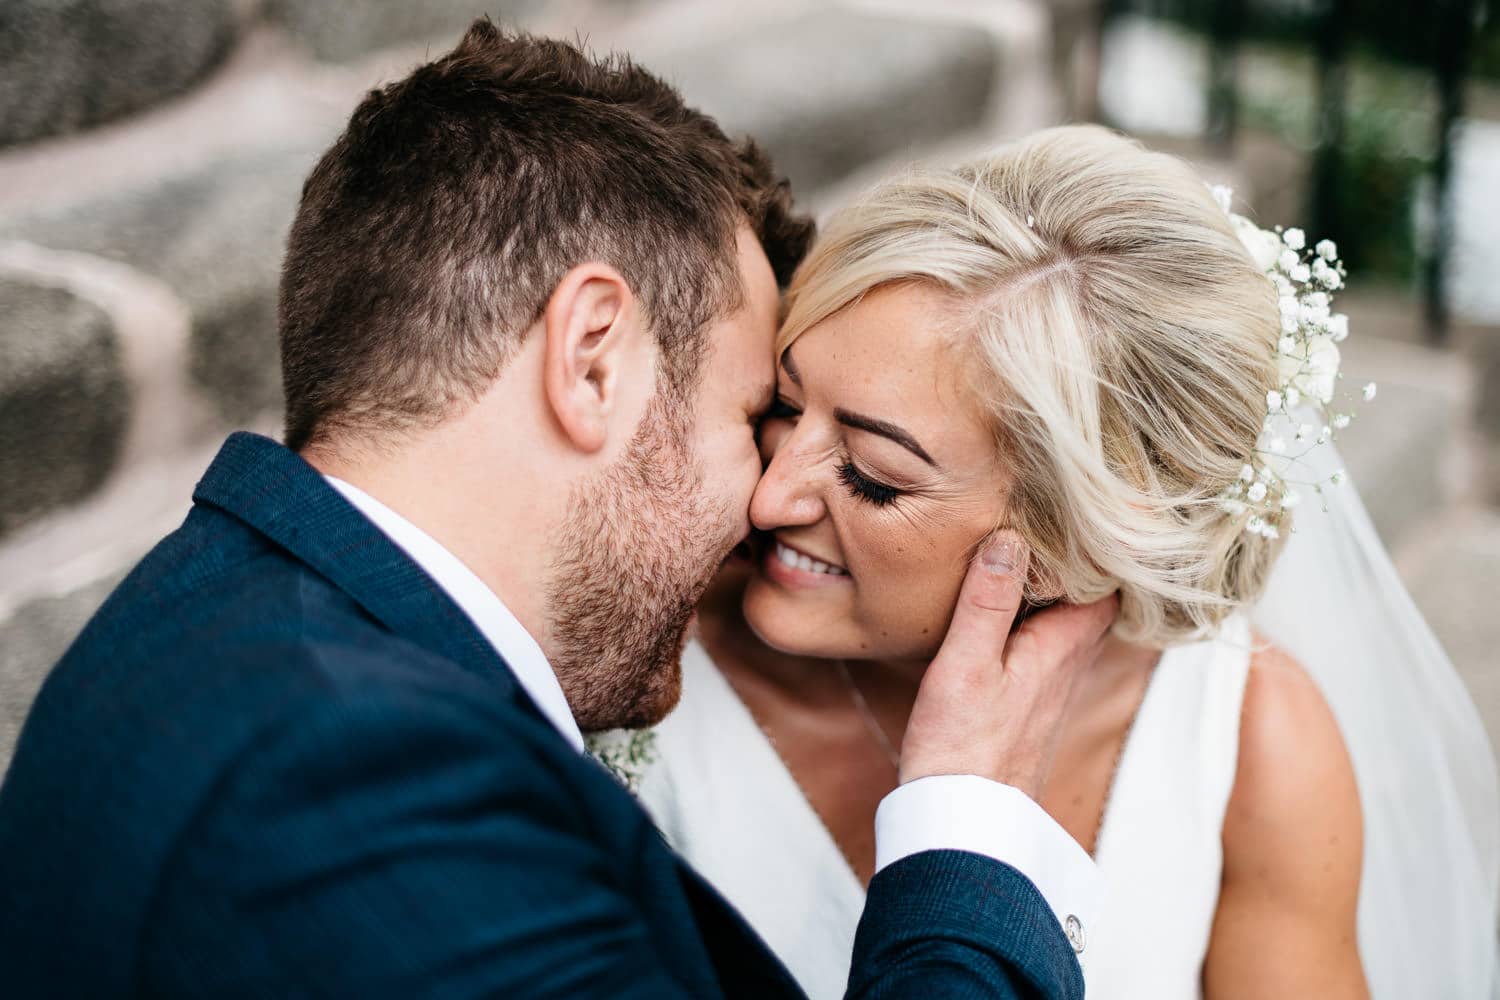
0, 0, 1496, 771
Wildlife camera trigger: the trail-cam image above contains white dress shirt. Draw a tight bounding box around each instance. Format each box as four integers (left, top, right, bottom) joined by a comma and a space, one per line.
325, 474, 1099, 950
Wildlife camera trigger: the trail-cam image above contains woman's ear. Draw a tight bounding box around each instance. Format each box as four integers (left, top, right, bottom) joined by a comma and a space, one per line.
540, 263, 649, 454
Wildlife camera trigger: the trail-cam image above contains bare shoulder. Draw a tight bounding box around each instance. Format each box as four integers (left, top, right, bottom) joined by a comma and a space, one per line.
1223, 634, 1363, 889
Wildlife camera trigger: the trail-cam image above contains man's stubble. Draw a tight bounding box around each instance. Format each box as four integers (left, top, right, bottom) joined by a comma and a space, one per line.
545, 393, 732, 732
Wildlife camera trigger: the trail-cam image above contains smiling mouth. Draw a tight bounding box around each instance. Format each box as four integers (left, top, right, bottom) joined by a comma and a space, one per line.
773, 540, 848, 577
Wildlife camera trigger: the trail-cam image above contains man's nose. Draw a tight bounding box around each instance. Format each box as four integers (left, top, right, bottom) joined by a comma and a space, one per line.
749, 432, 825, 531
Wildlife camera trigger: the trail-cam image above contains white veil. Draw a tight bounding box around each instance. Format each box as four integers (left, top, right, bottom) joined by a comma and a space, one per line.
1251, 434, 1500, 998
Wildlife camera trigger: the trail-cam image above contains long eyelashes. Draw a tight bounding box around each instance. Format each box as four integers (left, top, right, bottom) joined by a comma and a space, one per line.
836, 459, 902, 507
764, 398, 906, 508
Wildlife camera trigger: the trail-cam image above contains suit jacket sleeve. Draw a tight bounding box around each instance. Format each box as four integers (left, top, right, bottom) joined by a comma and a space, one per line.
138, 666, 1081, 999
138, 676, 712, 999
847, 850, 1086, 1000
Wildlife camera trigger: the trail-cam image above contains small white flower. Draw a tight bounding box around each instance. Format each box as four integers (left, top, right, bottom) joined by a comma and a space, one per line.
1279, 248, 1300, 272
1291, 263, 1311, 283
1332, 413, 1351, 430
1327, 313, 1349, 342
1300, 297, 1331, 327
1281, 491, 1302, 509
1247, 516, 1266, 534
1286, 387, 1302, 407
1247, 481, 1268, 502
1026, 214, 1035, 228
1329, 469, 1346, 486
1363, 382, 1378, 401
1239, 464, 1255, 483
1210, 185, 1234, 213
1266, 389, 1283, 410
1278, 334, 1341, 405
1261, 523, 1281, 540
1320, 267, 1343, 290
1316, 239, 1337, 261
1279, 335, 1298, 354
1221, 499, 1247, 516
1284, 228, 1306, 250
1233, 216, 1283, 272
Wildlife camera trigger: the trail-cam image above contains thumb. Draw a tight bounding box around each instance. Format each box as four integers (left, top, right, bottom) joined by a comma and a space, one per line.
932, 532, 1029, 675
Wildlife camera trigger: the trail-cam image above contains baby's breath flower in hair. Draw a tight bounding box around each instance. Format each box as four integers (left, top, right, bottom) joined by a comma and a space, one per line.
1211, 186, 1374, 536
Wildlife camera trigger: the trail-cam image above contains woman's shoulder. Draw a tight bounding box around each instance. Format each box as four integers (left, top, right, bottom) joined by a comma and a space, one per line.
1223, 634, 1362, 884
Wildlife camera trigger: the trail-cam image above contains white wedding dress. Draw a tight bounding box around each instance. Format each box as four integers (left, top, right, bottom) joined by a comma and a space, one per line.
639, 620, 1253, 999
637, 445, 1500, 999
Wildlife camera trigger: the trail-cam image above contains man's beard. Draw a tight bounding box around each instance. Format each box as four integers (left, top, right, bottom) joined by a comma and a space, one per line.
545, 395, 731, 732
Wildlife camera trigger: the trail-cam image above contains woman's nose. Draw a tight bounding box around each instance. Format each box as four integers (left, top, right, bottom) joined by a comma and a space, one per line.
749, 429, 826, 531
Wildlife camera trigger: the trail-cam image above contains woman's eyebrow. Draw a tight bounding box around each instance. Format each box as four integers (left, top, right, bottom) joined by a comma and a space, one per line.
834, 408, 938, 468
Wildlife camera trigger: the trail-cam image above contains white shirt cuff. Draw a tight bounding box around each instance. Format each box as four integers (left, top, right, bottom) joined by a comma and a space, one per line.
874, 774, 1102, 950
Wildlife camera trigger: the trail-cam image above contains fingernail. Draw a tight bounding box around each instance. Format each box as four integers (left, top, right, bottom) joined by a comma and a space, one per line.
981, 536, 1026, 577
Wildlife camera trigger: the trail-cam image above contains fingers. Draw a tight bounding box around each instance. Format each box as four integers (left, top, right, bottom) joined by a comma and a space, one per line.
929, 532, 1030, 676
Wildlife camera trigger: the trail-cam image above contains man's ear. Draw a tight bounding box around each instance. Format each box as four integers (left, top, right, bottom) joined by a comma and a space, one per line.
540, 263, 650, 454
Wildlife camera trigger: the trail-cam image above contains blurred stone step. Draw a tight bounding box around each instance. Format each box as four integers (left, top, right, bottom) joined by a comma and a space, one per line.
0, 144, 325, 427
635, 7, 1001, 193
0, 276, 131, 537
269, 0, 546, 62
0, 0, 241, 147
1336, 332, 1475, 549
1393, 506, 1500, 765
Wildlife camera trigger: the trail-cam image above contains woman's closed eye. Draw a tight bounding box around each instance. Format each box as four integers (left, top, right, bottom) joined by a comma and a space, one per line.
836, 457, 903, 507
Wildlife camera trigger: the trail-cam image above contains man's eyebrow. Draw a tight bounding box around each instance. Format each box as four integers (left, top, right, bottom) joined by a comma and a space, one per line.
780, 347, 801, 385
835, 408, 938, 467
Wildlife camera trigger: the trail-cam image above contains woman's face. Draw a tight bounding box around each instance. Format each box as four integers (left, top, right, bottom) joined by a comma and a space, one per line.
743, 282, 1013, 663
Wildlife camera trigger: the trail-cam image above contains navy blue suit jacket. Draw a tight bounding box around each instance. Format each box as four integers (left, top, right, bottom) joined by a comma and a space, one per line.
0, 432, 1083, 998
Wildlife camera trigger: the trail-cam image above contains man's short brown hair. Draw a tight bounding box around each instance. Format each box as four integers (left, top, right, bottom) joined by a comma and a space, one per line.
279, 19, 812, 451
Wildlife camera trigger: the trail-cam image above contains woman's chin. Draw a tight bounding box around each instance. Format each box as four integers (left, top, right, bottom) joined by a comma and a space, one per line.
741, 573, 842, 658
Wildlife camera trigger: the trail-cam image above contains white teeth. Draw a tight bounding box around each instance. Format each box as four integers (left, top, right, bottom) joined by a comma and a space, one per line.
775, 542, 847, 577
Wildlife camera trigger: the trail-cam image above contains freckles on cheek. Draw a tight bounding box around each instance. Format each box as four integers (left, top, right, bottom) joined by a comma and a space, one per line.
845, 517, 956, 650
849, 500, 998, 655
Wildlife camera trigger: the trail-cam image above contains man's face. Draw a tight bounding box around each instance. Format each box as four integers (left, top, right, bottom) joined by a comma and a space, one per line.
545, 228, 781, 730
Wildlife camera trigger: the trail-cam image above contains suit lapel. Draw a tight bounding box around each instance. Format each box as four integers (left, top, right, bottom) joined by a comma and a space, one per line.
195, 434, 807, 998
191, 432, 519, 695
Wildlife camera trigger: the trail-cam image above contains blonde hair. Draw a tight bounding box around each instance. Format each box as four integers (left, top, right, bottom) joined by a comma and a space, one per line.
780, 126, 1285, 647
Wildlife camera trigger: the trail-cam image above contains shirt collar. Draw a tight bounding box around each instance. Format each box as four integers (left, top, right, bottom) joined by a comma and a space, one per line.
323, 475, 586, 752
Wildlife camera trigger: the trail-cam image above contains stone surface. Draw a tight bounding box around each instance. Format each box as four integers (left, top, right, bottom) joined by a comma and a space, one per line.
271, 0, 546, 62
1, 146, 323, 423
1337, 379, 1461, 548
1469, 325, 1500, 500
1335, 332, 1471, 548
638, 9, 1000, 194
0, 278, 130, 537
1396, 508, 1500, 765
0, 0, 240, 147
0, 571, 125, 777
